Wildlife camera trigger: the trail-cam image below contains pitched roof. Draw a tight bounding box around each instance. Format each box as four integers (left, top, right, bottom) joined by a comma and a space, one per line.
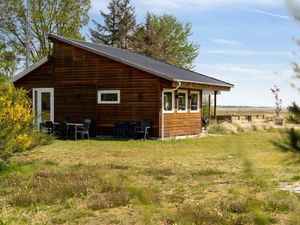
13, 34, 234, 88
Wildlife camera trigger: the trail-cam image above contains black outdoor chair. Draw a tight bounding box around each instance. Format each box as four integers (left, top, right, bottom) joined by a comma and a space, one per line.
43, 121, 54, 135
135, 120, 151, 140
114, 121, 126, 138
77, 119, 91, 140
127, 121, 140, 139
57, 122, 68, 140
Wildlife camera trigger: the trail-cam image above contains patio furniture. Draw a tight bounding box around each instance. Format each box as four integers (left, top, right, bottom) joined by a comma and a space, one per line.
114, 121, 126, 138
77, 119, 91, 140
127, 121, 140, 139
58, 122, 68, 140
135, 120, 151, 140
43, 121, 55, 135
66, 122, 84, 141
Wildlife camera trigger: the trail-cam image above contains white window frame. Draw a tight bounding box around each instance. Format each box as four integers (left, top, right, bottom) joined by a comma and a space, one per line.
190, 91, 200, 113
32, 88, 55, 129
162, 89, 175, 113
177, 90, 188, 113
98, 90, 120, 104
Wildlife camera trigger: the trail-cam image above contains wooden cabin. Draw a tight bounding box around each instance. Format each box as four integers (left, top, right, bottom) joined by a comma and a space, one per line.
12, 34, 233, 139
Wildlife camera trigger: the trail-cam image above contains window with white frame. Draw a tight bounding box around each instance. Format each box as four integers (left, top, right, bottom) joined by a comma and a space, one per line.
177, 90, 187, 112
98, 90, 120, 104
163, 90, 174, 113
190, 91, 200, 112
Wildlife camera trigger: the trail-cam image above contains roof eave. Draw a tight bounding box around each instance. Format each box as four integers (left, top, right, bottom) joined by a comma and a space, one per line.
174, 79, 234, 89
10, 57, 49, 83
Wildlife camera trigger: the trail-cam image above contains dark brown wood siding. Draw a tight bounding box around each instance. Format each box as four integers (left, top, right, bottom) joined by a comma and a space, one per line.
14, 60, 54, 91
13, 42, 159, 136
54, 85, 97, 135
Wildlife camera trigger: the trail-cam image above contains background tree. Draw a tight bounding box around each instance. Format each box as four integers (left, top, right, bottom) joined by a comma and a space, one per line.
0, 0, 90, 65
0, 43, 16, 81
90, 0, 136, 49
270, 85, 282, 119
273, 0, 300, 152
129, 13, 199, 70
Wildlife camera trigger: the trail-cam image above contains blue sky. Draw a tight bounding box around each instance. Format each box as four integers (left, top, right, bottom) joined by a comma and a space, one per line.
87, 0, 300, 107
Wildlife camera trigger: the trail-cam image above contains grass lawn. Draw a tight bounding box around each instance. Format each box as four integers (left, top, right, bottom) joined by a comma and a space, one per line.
1, 131, 300, 225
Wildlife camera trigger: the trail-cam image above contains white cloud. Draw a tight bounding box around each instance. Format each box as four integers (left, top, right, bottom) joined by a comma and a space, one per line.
237, 6, 290, 19
197, 63, 293, 81
200, 49, 291, 57
211, 39, 244, 47
90, 0, 284, 14
136, 0, 283, 10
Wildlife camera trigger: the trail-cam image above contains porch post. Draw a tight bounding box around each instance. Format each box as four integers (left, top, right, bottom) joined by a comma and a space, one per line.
208, 94, 211, 121
214, 90, 217, 121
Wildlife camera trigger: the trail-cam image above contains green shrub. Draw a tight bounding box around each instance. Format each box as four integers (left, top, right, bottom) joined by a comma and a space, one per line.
208, 122, 238, 135
32, 132, 55, 146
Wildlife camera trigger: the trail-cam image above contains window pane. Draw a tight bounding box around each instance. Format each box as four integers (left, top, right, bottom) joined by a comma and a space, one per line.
101, 93, 118, 102
178, 92, 187, 111
191, 93, 198, 111
164, 92, 173, 111
41, 92, 51, 122
34, 90, 38, 114
34, 90, 38, 124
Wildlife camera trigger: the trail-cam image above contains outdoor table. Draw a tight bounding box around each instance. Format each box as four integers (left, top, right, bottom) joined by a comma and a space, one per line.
41, 122, 84, 140
66, 123, 84, 141
53, 122, 84, 141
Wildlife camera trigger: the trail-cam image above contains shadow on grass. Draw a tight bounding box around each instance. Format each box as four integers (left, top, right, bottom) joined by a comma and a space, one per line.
192, 168, 225, 177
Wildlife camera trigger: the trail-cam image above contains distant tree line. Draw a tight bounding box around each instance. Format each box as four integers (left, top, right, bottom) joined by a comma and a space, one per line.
0, 0, 199, 79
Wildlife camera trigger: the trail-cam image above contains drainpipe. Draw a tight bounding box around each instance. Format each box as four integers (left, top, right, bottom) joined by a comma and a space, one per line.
161, 81, 182, 140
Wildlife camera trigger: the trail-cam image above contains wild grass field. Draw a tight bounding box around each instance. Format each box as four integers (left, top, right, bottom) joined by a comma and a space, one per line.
217, 107, 288, 116
1, 131, 300, 225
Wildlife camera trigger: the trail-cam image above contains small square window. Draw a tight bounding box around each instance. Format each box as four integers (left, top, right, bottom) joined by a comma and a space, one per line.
163, 90, 174, 113
98, 90, 120, 104
190, 91, 199, 112
177, 90, 187, 113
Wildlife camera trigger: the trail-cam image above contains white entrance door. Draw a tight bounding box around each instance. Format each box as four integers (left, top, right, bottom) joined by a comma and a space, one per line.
32, 88, 54, 129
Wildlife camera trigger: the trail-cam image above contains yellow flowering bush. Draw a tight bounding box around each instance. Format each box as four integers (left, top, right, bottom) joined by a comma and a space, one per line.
0, 82, 34, 160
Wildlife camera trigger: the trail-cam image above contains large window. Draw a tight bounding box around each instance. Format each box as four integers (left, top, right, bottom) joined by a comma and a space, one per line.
163, 90, 174, 113
177, 90, 187, 113
98, 90, 120, 104
190, 91, 200, 112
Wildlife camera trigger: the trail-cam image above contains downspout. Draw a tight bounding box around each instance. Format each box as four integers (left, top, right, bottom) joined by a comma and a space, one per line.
161, 81, 182, 140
